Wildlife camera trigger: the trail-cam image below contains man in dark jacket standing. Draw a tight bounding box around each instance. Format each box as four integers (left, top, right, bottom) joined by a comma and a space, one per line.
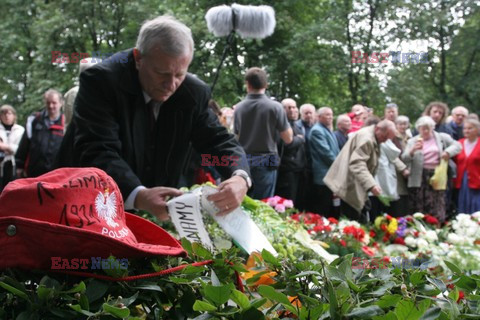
16, 89, 65, 178
275, 98, 306, 204
57, 15, 250, 220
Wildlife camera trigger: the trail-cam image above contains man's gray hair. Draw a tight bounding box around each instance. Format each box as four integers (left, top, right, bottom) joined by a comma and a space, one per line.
395, 115, 410, 125
317, 106, 332, 116
386, 103, 398, 109
44, 89, 63, 103
415, 116, 436, 130
299, 103, 315, 114
336, 113, 350, 128
376, 119, 395, 131
451, 106, 469, 116
136, 15, 194, 57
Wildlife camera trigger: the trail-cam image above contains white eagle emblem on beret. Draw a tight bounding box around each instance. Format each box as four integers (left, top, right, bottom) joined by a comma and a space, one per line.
95, 188, 118, 228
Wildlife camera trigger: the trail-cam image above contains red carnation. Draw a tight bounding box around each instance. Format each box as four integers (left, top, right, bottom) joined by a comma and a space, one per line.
328, 217, 339, 224
458, 291, 465, 302
394, 237, 406, 245
361, 246, 375, 257
424, 214, 439, 225
339, 239, 347, 247
370, 230, 376, 237
382, 235, 390, 243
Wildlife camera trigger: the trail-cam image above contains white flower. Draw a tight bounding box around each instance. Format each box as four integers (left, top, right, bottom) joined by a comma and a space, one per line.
471, 211, 480, 219
447, 233, 463, 245
417, 239, 429, 249
413, 212, 425, 219
424, 230, 438, 243
404, 236, 417, 247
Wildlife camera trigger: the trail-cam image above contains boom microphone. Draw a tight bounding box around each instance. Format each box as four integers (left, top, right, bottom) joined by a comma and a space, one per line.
205, 3, 276, 39
205, 3, 276, 93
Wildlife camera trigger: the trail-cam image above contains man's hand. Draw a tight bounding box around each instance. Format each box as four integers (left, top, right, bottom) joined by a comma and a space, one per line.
135, 187, 183, 221
441, 151, 450, 161
207, 175, 248, 216
402, 168, 410, 177
370, 185, 382, 196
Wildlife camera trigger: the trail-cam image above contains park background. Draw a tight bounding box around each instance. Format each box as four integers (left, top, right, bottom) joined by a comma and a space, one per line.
0, 0, 479, 123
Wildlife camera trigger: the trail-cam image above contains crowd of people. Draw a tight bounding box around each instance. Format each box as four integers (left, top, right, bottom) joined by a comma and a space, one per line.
0, 15, 479, 226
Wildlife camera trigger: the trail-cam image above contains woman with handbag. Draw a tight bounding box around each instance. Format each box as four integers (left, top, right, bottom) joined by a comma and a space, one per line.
0, 105, 25, 192
454, 118, 480, 214
402, 116, 461, 222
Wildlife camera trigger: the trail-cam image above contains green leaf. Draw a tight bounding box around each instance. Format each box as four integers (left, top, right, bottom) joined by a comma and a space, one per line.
182, 265, 207, 274
130, 284, 163, 291
192, 242, 213, 259
79, 293, 89, 311
0, 281, 29, 301
444, 261, 462, 275
394, 300, 423, 320
347, 279, 361, 292
346, 305, 385, 318
426, 277, 447, 293
119, 291, 139, 307
181, 237, 194, 256
261, 249, 281, 267
257, 285, 292, 306
290, 271, 321, 279
39, 276, 61, 290
418, 299, 431, 314
102, 303, 130, 318
231, 289, 250, 310
204, 284, 232, 306
327, 281, 340, 320
85, 279, 109, 303
250, 297, 268, 309
366, 281, 395, 296
376, 294, 402, 309
61, 281, 86, 294
419, 307, 441, 320
456, 275, 477, 291
449, 287, 459, 302
193, 300, 217, 312
373, 311, 398, 320
69, 304, 95, 316
37, 286, 54, 301
410, 271, 426, 286
240, 306, 265, 320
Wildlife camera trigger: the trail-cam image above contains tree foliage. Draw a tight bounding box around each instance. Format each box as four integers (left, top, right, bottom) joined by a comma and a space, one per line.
0, 0, 478, 125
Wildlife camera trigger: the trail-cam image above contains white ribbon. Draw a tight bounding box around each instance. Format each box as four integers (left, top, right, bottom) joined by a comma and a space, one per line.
168, 186, 277, 256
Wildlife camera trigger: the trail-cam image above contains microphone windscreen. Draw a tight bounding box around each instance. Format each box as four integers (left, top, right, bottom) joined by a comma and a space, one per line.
205, 3, 276, 39
232, 4, 275, 39
205, 5, 234, 37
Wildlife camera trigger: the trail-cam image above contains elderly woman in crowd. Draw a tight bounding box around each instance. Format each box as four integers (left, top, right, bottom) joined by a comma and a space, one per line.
0, 105, 25, 191
402, 116, 461, 222
394, 115, 412, 149
454, 118, 480, 213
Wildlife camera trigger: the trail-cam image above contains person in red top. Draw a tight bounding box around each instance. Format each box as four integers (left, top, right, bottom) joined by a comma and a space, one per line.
454, 117, 480, 214
348, 104, 365, 133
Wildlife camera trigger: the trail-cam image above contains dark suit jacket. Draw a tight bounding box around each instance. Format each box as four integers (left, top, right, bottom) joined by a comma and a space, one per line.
57, 49, 248, 199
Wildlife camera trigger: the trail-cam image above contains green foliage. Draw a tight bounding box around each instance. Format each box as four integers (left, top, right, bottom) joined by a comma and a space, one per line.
0, 0, 478, 127
1, 244, 480, 319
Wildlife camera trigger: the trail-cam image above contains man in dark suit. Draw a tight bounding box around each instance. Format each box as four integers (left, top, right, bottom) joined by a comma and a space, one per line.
57, 15, 251, 220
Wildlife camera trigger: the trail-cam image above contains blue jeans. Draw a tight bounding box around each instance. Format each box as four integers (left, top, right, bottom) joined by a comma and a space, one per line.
248, 166, 277, 200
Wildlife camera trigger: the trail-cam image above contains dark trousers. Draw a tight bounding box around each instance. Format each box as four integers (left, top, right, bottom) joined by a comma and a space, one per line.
296, 169, 314, 212
275, 170, 301, 204
311, 184, 338, 218
340, 200, 370, 224
0, 161, 15, 193
248, 166, 277, 200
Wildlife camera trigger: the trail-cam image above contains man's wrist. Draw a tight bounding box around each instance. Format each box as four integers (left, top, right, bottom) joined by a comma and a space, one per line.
232, 169, 252, 189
